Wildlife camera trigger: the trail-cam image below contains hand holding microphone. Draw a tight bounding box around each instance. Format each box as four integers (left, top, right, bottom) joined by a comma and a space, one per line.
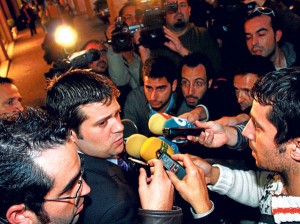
125, 134, 186, 179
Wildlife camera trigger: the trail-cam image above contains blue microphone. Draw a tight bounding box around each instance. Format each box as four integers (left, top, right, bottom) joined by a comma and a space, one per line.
158, 136, 179, 154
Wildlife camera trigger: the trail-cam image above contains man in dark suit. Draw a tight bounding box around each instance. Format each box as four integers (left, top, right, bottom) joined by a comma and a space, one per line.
46, 69, 182, 224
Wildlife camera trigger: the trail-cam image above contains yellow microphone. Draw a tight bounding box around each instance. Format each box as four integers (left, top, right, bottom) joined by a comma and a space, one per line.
148, 113, 173, 135
140, 137, 175, 162
125, 134, 148, 159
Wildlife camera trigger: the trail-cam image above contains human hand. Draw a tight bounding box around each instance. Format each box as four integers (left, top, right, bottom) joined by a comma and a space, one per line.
168, 154, 212, 214
187, 120, 229, 148
215, 114, 249, 126
178, 106, 208, 123
138, 159, 174, 210
163, 26, 190, 56
105, 24, 115, 40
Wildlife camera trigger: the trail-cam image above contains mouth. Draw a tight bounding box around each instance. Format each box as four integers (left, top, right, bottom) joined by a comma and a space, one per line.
76, 202, 84, 215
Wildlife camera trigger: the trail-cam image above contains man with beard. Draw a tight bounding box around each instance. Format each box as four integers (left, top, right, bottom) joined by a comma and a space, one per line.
174, 68, 300, 223
244, 7, 299, 69
178, 53, 240, 122
136, 0, 222, 73
82, 39, 109, 76
124, 56, 204, 137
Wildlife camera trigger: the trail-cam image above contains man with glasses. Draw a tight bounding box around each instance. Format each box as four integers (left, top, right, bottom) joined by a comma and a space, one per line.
0, 108, 91, 224
244, 6, 299, 69
178, 52, 239, 122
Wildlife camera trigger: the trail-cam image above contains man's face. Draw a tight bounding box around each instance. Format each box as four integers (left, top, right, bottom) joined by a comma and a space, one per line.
165, 0, 191, 31
0, 83, 24, 119
121, 5, 137, 26
181, 64, 211, 107
244, 15, 281, 58
233, 73, 258, 111
143, 76, 177, 112
36, 141, 90, 224
242, 100, 287, 171
86, 43, 108, 74
72, 98, 124, 158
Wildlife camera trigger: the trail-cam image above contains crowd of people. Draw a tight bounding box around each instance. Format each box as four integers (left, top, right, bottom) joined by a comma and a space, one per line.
1, 0, 300, 223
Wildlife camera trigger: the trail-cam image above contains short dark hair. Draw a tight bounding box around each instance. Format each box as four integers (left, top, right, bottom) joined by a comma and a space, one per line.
251, 68, 300, 145
0, 77, 13, 84
46, 69, 120, 134
142, 56, 178, 84
245, 7, 280, 32
180, 52, 215, 80
234, 55, 275, 78
0, 108, 68, 222
81, 39, 106, 51
119, 2, 136, 17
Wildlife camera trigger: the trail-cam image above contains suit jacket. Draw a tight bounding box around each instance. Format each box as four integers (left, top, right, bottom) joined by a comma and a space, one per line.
78, 154, 139, 224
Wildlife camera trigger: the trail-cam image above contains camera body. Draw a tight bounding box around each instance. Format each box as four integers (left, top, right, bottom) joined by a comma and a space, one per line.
139, 1, 178, 49
111, 16, 135, 53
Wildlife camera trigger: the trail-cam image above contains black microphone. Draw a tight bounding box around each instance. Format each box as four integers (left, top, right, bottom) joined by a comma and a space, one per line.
69, 49, 101, 68
162, 127, 204, 140
122, 119, 138, 141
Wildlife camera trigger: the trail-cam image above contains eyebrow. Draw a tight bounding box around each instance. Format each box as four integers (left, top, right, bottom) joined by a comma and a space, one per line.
58, 169, 81, 196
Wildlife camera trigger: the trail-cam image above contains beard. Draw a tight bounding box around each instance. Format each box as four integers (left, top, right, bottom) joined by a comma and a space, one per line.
174, 19, 186, 29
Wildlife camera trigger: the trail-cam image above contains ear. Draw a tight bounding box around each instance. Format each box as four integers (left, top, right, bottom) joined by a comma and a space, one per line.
275, 29, 282, 43
6, 204, 36, 224
171, 79, 178, 92
69, 129, 78, 143
207, 79, 213, 88
290, 138, 300, 162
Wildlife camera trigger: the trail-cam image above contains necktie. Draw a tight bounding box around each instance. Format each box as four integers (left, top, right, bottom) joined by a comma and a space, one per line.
118, 158, 129, 171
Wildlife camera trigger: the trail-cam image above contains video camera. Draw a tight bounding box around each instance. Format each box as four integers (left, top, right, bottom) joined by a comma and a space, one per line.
44, 49, 101, 79
139, 0, 178, 49
109, 1, 178, 52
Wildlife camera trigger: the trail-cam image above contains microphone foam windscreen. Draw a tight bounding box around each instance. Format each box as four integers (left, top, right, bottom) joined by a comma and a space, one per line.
163, 117, 195, 129
140, 137, 174, 162
148, 113, 173, 135
125, 134, 148, 159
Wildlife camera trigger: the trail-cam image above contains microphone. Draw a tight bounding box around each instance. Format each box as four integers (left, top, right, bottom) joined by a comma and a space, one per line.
140, 137, 175, 162
162, 128, 205, 140
125, 134, 148, 159
122, 119, 138, 141
148, 113, 173, 135
163, 117, 195, 129
69, 49, 101, 68
158, 136, 179, 154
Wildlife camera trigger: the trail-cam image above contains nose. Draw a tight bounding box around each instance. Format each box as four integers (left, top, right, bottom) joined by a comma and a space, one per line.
13, 101, 24, 113
150, 90, 158, 100
81, 179, 91, 196
242, 119, 255, 140
237, 92, 245, 104
188, 85, 194, 95
251, 35, 258, 46
113, 116, 124, 133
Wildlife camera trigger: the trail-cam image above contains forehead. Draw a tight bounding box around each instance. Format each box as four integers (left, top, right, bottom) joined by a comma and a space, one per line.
79, 99, 119, 121
251, 100, 274, 127
0, 83, 21, 100
182, 64, 207, 80
234, 73, 258, 83
245, 15, 272, 31
35, 141, 79, 184
85, 43, 106, 51
143, 76, 170, 86
122, 5, 135, 16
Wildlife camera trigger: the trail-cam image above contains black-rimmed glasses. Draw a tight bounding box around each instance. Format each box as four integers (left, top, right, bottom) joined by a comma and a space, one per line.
181, 79, 207, 89
248, 7, 275, 17
44, 158, 84, 205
